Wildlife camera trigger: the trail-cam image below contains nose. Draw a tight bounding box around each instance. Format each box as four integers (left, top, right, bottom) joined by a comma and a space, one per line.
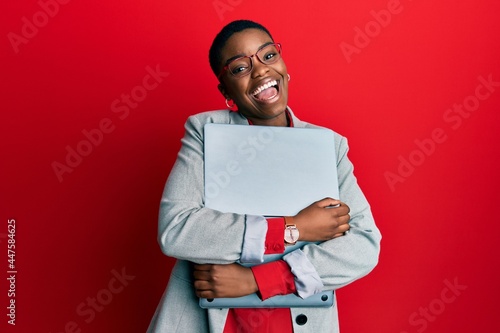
251, 56, 269, 78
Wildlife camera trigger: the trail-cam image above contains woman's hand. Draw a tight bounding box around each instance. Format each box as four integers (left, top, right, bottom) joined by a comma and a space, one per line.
293, 198, 351, 242
193, 263, 258, 298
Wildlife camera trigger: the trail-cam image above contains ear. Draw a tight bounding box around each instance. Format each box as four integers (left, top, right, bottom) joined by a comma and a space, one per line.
218, 83, 231, 100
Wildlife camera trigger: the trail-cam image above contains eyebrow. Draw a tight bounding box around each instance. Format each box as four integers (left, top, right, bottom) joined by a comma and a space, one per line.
223, 41, 274, 66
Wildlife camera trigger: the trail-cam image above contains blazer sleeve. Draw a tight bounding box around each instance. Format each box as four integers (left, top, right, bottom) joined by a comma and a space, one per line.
158, 115, 264, 264
297, 134, 382, 291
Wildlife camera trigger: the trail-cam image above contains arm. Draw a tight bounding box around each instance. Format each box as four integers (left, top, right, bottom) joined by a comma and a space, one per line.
238, 136, 380, 298
286, 135, 381, 291
193, 260, 297, 299
158, 115, 267, 264
193, 218, 296, 299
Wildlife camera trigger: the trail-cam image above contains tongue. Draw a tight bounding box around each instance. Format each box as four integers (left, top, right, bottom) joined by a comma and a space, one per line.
255, 87, 278, 101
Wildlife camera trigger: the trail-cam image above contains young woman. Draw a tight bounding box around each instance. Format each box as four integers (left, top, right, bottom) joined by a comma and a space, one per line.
147, 20, 381, 333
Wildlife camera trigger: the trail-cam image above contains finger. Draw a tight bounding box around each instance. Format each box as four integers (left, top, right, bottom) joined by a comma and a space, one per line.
195, 290, 214, 299
317, 197, 341, 208
337, 214, 351, 226
193, 270, 212, 281
193, 264, 213, 271
331, 224, 350, 238
194, 280, 213, 291
335, 201, 350, 211
328, 204, 350, 218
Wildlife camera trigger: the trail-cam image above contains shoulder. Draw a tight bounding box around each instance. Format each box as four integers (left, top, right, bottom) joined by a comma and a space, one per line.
291, 110, 348, 154
186, 110, 248, 128
180, 110, 248, 143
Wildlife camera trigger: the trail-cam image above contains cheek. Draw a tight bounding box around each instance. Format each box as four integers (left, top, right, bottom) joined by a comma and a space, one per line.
274, 60, 288, 75
227, 82, 250, 101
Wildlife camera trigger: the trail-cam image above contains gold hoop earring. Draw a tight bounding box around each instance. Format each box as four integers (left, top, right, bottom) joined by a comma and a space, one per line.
225, 98, 235, 109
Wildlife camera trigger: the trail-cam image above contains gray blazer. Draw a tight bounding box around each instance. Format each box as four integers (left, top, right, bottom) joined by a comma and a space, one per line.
147, 109, 381, 333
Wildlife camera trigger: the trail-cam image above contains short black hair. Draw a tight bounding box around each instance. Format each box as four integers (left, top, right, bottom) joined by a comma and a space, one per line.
209, 20, 274, 77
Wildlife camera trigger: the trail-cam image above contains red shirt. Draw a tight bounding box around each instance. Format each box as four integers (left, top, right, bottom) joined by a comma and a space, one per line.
223, 218, 296, 333
223, 112, 296, 333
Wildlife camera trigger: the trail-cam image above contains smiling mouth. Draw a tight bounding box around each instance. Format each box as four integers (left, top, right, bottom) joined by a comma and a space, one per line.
251, 80, 279, 101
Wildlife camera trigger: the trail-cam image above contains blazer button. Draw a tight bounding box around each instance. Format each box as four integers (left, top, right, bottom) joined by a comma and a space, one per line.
295, 314, 307, 325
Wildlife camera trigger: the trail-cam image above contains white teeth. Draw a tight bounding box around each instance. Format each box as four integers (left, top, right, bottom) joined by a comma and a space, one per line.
252, 80, 278, 96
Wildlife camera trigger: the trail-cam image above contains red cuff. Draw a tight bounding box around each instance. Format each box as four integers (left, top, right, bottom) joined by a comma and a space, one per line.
251, 260, 297, 300
265, 218, 285, 254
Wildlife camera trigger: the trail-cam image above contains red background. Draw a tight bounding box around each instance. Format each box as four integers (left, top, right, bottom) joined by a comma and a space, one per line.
1, 0, 500, 332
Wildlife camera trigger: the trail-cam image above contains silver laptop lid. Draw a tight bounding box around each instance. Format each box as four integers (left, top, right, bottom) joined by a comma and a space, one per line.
204, 123, 339, 216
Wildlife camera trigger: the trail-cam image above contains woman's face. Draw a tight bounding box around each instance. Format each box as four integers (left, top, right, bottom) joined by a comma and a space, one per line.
218, 28, 289, 126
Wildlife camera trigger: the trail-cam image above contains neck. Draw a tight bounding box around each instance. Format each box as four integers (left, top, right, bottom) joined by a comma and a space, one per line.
245, 110, 289, 127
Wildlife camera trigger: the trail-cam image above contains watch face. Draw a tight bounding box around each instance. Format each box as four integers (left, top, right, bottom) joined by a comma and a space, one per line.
285, 225, 299, 244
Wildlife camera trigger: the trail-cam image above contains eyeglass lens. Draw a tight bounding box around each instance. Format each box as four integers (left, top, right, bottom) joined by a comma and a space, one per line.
228, 44, 281, 77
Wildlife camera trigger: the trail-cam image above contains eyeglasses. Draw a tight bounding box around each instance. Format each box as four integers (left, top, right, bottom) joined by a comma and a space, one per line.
218, 43, 282, 79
